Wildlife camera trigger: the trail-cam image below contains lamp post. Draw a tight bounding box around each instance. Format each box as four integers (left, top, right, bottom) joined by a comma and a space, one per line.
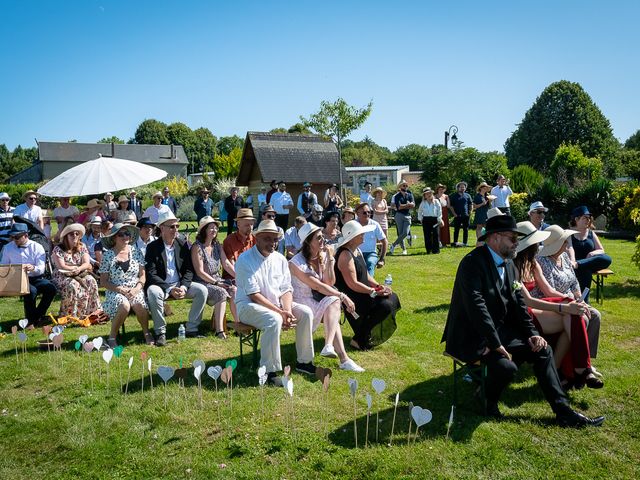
444, 125, 459, 150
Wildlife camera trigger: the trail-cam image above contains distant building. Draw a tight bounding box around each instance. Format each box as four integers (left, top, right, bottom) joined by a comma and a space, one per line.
345, 165, 413, 193
237, 132, 346, 225
9, 141, 189, 183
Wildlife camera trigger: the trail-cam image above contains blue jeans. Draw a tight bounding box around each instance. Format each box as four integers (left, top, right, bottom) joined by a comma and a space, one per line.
575, 254, 612, 303
392, 213, 412, 250
362, 251, 379, 278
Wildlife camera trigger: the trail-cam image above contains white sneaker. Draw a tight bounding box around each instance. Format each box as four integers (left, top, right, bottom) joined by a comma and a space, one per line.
339, 358, 365, 372
320, 344, 338, 358
402, 250, 408, 255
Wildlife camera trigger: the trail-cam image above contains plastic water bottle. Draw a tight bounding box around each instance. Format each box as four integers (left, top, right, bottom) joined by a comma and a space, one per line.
384, 274, 393, 287
178, 324, 186, 341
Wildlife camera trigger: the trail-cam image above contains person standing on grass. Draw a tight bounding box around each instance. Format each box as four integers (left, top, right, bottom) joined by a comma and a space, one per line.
389, 180, 415, 256
448, 181, 473, 247
224, 187, 245, 236
442, 214, 605, 427
417, 187, 442, 254
270, 181, 294, 230
473, 182, 493, 247
235, 219, 317, 385
142, 192, 171, 225
360, 181, 374, 207
0, 192, 15, 240
297, 182, 318, 220
354, 202, 387, 277
127, 190, 142, 220
194, 188, 214, 222
490, 175, 513, 216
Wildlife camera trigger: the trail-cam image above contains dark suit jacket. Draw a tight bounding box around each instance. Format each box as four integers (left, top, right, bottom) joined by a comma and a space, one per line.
144, 237, 194, 292
162, 196, 178, 215
128, 198, 142, 219
442, 245, 538, 362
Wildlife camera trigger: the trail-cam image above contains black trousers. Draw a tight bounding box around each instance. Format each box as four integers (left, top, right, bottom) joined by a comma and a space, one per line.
227, 218, 235, 236
453, 215, 470, 244
275, 213, 289, 231
498, 207, 511, 216
482, 341, 569, 414
421, 217, 440, 253
25, 276, 57, 323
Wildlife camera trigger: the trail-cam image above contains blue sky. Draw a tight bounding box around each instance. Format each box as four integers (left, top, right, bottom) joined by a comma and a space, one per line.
2, 0, 638, 153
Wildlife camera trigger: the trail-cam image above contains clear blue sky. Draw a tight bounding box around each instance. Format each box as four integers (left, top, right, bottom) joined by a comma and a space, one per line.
2, 0, 638, 153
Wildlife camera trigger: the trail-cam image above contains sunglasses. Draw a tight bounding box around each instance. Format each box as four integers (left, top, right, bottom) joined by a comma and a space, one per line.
117, 231, 132, 238
28, 197, 37, 201
0, 198, 9, 201
265, 214, 276, 219
163, 224, 180, 230
498, 232, 519, 243
533, 210, 546, 215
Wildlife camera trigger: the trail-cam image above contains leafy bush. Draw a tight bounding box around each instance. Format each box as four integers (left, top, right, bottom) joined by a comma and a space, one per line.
510, 165, 544, 195
550, 143, 603, 188
509, 192, 530, 221
176, 195, 197, 221
618, 186, 640, 232
610, 181, 638, 229
532, 179, 570, 224
566, 178, 613, 220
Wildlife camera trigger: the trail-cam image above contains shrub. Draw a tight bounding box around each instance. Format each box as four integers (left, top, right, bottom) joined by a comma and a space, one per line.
618, 186, 640, 232
176, 195, 197, 221
566, 178, 613, 220
509, 192, 530, 221
532, 179, 570, 225
610, 181, 638, 229
510, 165, 544, 195
550, 143, 603, 188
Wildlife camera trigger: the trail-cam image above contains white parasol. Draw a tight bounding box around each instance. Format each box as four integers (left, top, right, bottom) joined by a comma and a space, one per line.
37, 154, 168, 197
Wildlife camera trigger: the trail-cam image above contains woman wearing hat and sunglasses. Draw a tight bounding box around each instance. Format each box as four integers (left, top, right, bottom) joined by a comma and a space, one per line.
513, 222, 602, 389
289, 222, 365, 372
99, 224, 153, 348
191, 216, 237, 339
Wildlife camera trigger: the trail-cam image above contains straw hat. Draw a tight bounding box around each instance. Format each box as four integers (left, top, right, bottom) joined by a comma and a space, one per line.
235, 208, 255, 220
123, 212, 137, 225
197, 216, 221, 235
455, 181, 467, 189
86, 199, 104, 209
337, 220, 375, 247
298, 222, 321, 244
486, 207, 504, 219
397, 180, 408, 189
373, 187, 385, 195
22, 190, 38, 200
516, 221, 551, 253
59, 223, 85, 240
422, 187, 433, 194
118, 195, 129, 204
254, 220, 283, 239
538, 225, 578, 257
476, 182, 492, 192
436, 184, 447, 192
89, 216, 102, 226
101, 223, 140, 249
152, 191, 163, 199
157, 210, 180, 227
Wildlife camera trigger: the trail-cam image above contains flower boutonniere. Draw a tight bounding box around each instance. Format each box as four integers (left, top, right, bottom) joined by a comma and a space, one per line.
512, 281, 523, 292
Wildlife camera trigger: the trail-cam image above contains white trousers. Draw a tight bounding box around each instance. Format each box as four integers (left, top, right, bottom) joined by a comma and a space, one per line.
237, 301, 314, 373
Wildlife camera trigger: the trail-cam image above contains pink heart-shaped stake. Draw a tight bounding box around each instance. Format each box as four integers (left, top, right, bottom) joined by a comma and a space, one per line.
141, 351, 148, 361
42, 325, 52, 336
220, 368, 230, 385
283, 365, 291, 378
83, 341, 94, 353
52, 334, 64, 348
11, 326, 17, 335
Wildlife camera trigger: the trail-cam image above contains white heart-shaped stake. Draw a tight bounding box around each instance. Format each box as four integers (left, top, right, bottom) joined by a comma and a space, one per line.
372, 378, 386, 394
93, 337, 103, 351
259, 374, 267, 386
394, 392, 399, 407
147, 358, 152, 372
49, 333, 56, 341
193, 359, 205, 372
348, 378, 358, 397
157, 366, 174, 383
128, 356, 134, 369
194, 365, 202, 380
102, 349, 113, 364
257, 365, 266, 378
366, 392, 372, 411
78, 334, 88, 344
18, 332, 28, 342
52, 325, 63, 335
283, 377, 293, 397
207, 366, 222, 380
411, 406, 432, 427
19, 319, 28, 329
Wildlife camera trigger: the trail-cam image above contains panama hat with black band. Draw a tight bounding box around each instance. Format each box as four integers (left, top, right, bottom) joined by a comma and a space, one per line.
516, 221, 551, 253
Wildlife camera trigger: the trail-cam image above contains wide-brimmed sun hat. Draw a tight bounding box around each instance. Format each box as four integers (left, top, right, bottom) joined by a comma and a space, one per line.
516, 221, 551, 253
298, 222, 321, 244
22, 190, 38, 200
338, 220, 375, 247
60, 223, 86, 240
89, 216, 102, 226
101, 223, 140, 249
152, 191, 163, 200
254, 219, 283, 239
538, 225, 578, 257
476, 182, 492, 192
118, 195, 129, 204
478, 215, 527, 242
198, 216, 221, 235
235, 208, 255, 220
373, 187, 385, 195
486, 207, 504, 220
157, 210, 180, 227
86, 199, 104, 209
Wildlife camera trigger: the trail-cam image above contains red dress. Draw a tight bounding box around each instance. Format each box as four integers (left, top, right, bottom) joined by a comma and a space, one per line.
524, 280, 590, 379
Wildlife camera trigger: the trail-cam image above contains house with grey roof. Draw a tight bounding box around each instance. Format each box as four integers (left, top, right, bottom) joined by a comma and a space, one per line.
237, 132, 347, 225
9, 141, 188, 183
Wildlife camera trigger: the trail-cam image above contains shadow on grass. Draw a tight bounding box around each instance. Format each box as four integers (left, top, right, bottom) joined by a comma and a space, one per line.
593, 279, 640, 301
413, 303, 451, 315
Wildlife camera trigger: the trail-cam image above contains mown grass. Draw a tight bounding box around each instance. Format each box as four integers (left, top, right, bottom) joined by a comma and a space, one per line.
1, 227, 639, 479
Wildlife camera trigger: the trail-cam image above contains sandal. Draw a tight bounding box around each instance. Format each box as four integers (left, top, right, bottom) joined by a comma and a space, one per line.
574, 368, 604, 389
215, 331, 227, 340
144, 332, 155, 346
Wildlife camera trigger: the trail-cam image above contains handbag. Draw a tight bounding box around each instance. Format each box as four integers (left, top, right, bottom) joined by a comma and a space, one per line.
311, 289, 327, 302
0, 264, 30, 297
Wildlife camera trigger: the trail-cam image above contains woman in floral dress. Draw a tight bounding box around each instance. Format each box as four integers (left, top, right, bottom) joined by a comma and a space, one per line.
51, 223, 101, 319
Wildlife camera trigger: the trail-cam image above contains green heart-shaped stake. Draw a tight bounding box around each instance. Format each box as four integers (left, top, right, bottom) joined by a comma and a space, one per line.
225, 359, 238, 371
74, 340, 81, 351
114, 345, 124, 358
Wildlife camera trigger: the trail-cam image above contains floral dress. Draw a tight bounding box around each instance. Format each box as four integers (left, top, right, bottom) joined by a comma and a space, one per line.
193, 241, 230, 306
52, 245, 101, 317
533, 253, 580, 299
98, 247, 147, 320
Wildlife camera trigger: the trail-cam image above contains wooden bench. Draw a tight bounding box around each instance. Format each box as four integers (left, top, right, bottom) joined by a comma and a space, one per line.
444, 351, 487, 415
226, 321, 260, 368
593, 268, 614, 304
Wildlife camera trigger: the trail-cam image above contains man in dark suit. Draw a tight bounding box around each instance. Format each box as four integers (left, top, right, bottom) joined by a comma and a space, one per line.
442, 215, 604, 427
128, 190, 142, 220
161, 186, 179, 215
145, 211, 207, 346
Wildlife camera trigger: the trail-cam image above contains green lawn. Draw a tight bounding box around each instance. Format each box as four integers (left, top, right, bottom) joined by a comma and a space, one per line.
1, 227, 639, 479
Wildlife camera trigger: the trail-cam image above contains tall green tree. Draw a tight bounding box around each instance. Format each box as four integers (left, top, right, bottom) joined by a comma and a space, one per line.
216, 135, 244, 156
422, 148, 509, 191
341, 137, 393, 167
625, 130, 640, 150
191, 128, 217, 174
132, 119, 170, 145
504, 80, 619, 173
97, 136, 125, 144
392, 143, 432, 171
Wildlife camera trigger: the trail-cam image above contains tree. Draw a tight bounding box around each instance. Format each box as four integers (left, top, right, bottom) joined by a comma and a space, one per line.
550, 143, 602, 188
132, 119, 169, 145
212, 147, 242, 179
0, 144, 37, 182
301, 97, 373, 188
392, 143, 432, 171
287, 123, 312, 134
341, 137, 393, 167
216, 135, 244, 156
97, 136, 125, 144
504, 81, 619, 173
191, 128, 217, 174
625, 130, 640, 151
